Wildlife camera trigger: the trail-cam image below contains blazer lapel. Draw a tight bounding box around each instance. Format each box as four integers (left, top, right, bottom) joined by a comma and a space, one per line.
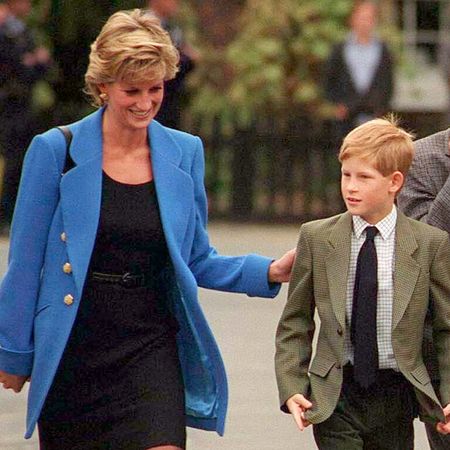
60, 109, 103, 297
326, 213, 353, 330
149, 121, 193, 258
392, 213, 420, 330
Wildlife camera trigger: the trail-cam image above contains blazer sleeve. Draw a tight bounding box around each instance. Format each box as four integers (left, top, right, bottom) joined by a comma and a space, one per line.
0, 134, 60, 375
398, 139, 450, 234
275, 224, 315, 411
429, 233, 450, 405
372, 43, 394, 112
380, 43, 394, 109
186, 136, 280, 298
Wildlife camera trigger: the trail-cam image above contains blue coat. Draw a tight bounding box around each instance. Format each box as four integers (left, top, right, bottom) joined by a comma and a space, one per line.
0, 108, 280, 438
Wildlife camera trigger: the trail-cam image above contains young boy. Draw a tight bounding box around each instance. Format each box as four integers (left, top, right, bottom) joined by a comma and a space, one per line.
275, 118, 450, 449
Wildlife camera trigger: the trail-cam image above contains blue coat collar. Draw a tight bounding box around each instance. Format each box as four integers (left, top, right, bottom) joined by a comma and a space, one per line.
68, 107, 184, 167
60, 108, 192, 297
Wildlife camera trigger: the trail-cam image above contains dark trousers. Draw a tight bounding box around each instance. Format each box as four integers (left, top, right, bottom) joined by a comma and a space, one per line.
313, 366, 417, 450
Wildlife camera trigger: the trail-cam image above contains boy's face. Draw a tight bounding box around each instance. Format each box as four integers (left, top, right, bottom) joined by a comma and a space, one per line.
341, 156, 403, 224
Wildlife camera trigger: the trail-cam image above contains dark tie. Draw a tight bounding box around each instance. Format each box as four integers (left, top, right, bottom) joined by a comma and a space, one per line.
351, 226, 379, 388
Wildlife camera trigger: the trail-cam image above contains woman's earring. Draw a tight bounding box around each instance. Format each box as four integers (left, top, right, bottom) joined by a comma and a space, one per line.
99, 92, 108, 103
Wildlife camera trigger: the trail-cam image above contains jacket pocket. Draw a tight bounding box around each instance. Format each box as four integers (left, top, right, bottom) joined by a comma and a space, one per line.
309, 356, 336, 378
411, 364, 431, 386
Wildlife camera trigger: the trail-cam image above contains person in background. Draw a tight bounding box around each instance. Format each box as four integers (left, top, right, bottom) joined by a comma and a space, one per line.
0, 9, 295, 449
397, 127, 450, 450
0, 0, 51, 236
323, 0, 393, 148
147, 0, 199, 129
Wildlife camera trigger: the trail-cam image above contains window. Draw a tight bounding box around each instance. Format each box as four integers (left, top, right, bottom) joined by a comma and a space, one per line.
395, 0, 449, 67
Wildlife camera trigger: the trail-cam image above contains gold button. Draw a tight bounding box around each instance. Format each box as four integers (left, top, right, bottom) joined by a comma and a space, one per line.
63, 263, 72, 274
60, 232, 67, 242
64, 294, 74, 306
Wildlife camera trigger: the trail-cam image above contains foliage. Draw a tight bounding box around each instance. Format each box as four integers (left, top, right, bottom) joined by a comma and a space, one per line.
28, 1, 402, 130
188, 0, 353, 136
28, 0, 142, 119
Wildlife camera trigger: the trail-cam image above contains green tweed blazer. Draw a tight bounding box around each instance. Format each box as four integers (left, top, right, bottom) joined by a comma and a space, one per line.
275, 211, 450, 425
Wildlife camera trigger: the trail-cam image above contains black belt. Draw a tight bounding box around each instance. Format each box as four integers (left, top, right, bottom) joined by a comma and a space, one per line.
343, 364, 408, 388
90, 271, 155, 288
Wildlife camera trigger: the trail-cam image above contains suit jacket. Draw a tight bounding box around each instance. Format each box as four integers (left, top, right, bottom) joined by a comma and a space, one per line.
397, 128, 450, 385
0, 108, 280, 438
275, 211, 450, 425
323, 41, 393, 126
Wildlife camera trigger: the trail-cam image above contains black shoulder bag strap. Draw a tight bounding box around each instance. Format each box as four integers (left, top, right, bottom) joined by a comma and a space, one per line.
57, 125, 75, 174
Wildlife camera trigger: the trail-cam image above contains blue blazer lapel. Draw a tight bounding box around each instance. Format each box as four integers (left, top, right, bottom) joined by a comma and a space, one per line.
60, 113, 193, 297
60, 109, 103, 297
150, 121, 193, 258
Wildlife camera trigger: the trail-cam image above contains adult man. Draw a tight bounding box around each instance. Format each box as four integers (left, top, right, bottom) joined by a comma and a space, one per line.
0, 0, 51, 235
397, 127, 450, 450
147, 0, 198, 129
323, 0, 393, 147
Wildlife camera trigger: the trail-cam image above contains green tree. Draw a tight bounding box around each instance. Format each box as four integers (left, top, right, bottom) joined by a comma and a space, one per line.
188, 0, 353, 136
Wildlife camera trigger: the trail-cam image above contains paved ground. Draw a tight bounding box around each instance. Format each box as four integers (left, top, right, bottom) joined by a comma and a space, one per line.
0, 223, 431, 449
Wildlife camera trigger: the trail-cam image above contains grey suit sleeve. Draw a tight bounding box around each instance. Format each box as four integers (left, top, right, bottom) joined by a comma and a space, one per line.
398, 132, 450, 234
429, 234, 450, 405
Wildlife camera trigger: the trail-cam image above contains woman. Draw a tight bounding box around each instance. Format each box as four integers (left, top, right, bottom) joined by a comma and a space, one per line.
0, 9, 294, 450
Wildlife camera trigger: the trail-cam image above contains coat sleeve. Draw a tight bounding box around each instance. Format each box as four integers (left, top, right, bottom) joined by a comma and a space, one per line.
275, 224, 315, 411
0, 134, 60, 375
187, 136, 280, 298
379, 44, 394, 110
323, 44, 345, 105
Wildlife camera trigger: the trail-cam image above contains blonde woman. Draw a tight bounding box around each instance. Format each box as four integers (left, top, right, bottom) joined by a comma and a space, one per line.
0, 9, 295, 450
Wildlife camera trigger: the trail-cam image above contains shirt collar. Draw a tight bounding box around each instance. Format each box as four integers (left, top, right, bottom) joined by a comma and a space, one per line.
352, 206, 397, 240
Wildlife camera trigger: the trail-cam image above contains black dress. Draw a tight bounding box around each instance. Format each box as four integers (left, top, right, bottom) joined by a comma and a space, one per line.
38, 172, 186, 450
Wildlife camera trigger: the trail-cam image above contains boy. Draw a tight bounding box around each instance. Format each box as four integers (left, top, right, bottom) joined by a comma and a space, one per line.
275, 118, 450, 449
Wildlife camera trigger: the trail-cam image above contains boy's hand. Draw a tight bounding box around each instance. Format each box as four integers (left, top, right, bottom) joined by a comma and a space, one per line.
0, 370, 28, 393
436, 404, 450, 435
286, 393, 313, 431
269, 249, 296, 283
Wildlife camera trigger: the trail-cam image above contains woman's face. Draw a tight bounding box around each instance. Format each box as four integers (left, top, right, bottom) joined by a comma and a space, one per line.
100, 78, 164, 131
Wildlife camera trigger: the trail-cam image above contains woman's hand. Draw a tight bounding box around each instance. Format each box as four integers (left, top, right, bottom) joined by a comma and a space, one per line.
268, 248, 296, 283
0, 370, 28, 393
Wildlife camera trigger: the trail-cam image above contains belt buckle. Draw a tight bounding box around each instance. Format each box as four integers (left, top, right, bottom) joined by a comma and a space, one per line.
121, 272, 137, 288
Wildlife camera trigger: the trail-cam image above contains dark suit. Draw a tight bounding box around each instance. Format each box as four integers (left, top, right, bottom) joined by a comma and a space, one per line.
323, 40, 393, 144
154, 16, 195, 129
0, 15, 50, 229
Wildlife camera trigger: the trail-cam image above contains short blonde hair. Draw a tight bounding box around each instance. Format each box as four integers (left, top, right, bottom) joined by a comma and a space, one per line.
85, 8, 179, 107
338, 117, 415, 177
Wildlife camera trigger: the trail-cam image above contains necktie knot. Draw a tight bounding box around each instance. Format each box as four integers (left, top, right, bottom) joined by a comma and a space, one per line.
365, 226, 378, 241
